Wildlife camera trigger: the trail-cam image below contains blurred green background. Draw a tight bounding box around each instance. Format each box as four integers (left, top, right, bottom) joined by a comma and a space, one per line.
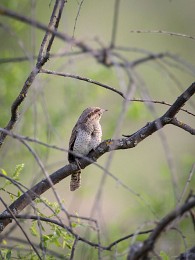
0, 0, 195, 259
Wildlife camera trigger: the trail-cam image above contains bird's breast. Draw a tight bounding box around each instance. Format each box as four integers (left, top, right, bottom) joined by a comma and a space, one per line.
73, 127, 102, 156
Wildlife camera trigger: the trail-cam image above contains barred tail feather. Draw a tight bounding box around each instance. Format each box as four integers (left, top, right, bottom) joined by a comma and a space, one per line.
70, 171, 81, 191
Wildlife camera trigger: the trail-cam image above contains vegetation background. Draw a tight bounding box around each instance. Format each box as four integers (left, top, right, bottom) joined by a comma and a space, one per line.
0, 0, 195, 259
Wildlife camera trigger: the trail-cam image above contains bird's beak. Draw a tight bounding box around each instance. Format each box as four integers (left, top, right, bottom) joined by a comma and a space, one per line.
102, 109, 108, 112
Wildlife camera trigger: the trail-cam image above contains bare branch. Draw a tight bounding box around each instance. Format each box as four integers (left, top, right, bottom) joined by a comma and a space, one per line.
110, 0, 121, 48
41, 68, 125, 98
0, 0, 66, 147
70, 237, 79, 260
0, 4, 94, 54
128, 194, 195, 259
72, 0, 85, 40
0, 82, 194, 233
41, 68, 195, 116
0, 198, 42, 260
1, 2, 194, 258
178, 163, 195, 204
0, 213, 152, 251
37, 0, 65, 65
170, 118, 195, 135
3, 236, 64, 258
130, 29, 195, 41
0, 50, 83, 64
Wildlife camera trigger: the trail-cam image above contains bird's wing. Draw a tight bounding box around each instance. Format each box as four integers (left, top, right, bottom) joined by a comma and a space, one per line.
68, 124, 78, 163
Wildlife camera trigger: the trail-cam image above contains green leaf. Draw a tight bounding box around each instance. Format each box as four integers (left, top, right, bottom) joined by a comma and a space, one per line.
2, 239, 7, 245
13, 164, 24, 180
17, 190, 21, 197
160, 251, 170, 260
9, 193, 14, 202
53, 237, 61, 247
1, 168, 7, 176
71, 222, 78, 228
30, 221, 38, 237
65, 242, 72, 249
43, 235, 50, 242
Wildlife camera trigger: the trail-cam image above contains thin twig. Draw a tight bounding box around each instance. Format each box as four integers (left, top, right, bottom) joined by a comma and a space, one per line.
41, 68, 125, 98
72, 0, 85, 40
0, 0, 66, 147
41, 68, 195, 116
0, 198, 42, 260
0, 213, 153, 251
0, 172, 71, 237
178, 163, 195, 204
130, 29, 195, 41
171, 118, 195, 135
18, 137, 71, 226
0, 82, 194, 233
110, 0, 120, 48
3, 236, 64, 258
128, 194, 195, 259
70, 237, 79, 260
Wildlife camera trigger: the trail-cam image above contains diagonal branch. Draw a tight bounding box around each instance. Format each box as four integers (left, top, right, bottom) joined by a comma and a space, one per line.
0, 0, 66, 148
0, 4, 94, 54
170, 118, 195, 135
0, 82, 194, 233
0, 198, 42, 259
128, 194, 195, 259
41, 68, 195, 116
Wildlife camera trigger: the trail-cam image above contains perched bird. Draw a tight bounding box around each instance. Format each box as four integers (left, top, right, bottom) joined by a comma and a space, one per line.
68, 107, 107, 191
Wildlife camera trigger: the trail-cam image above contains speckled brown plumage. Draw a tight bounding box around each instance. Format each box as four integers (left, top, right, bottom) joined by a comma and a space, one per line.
68, 107, 106, 191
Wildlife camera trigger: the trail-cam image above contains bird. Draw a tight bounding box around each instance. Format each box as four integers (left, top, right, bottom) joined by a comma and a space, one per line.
68, 107, 107, 191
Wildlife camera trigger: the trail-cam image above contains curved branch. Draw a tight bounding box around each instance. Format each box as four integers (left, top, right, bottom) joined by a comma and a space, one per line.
0, 82, 194, 233
128, 194, 195, 259
0, 198, 42, 259
41, 69, 195, 117
0, 4, 181, 70
0, 213, 153, 251
41, 68, 125, 98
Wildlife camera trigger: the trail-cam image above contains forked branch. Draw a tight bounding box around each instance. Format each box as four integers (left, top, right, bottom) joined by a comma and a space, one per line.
0, 0, 66, 147
0, 82, 194, 233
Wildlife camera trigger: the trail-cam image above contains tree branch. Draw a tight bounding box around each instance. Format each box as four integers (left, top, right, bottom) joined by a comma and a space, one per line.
0, 213, 153, 252
41, 68, 195, 117
0, 0, 66, 148
127, 194, 195, 259
0, 198, 42, 259
0, 82, 194, 233
170, 118, 195, 135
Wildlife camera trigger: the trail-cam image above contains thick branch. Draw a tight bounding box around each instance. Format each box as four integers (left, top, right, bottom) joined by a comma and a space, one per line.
0, 82, 194, 233
127, 194, 195, 259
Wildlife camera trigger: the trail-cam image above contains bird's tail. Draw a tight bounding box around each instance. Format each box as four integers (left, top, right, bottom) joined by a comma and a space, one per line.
70, 171, 81, 191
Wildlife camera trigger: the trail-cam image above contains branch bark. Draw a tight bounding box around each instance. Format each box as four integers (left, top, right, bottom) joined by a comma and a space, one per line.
0, 82, 194, 233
